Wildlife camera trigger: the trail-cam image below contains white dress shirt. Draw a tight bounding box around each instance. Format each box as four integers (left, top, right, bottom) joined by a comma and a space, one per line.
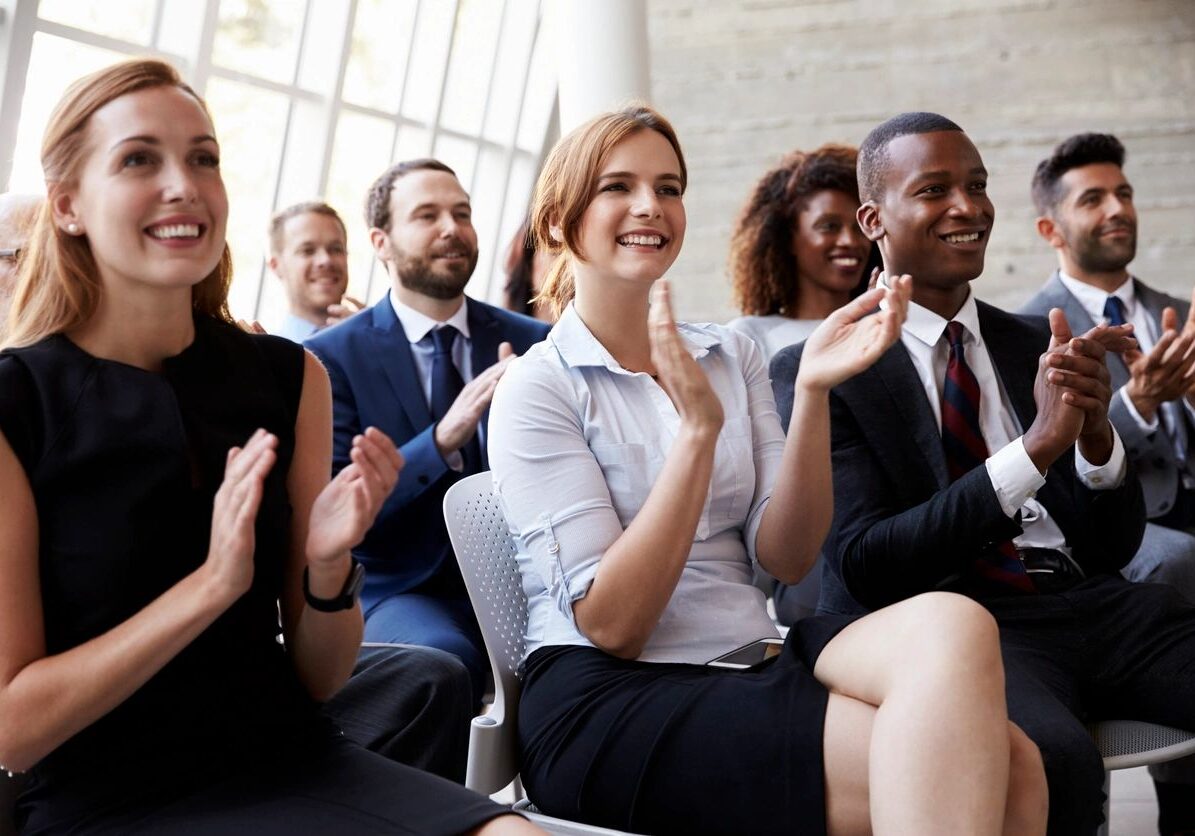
725, 315, 821, 362
488, 304, 783, 665
898, 288, 1126, 553
390, 291, 473, 470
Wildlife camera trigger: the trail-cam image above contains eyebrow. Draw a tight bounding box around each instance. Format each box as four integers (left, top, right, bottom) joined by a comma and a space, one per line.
109, 134, 218, 152
598, 171, 683, 183
408, 200, 471, 215
911, 166, 988, 182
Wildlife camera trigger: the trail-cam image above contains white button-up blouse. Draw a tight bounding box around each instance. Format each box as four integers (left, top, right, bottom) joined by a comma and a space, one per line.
488, 303, 784, 665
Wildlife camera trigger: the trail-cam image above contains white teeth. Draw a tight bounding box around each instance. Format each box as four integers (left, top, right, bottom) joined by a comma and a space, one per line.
943, 232, 980, 244
831, 257, 859, 266
617, 234, 663, 247
148, 223, 200, 239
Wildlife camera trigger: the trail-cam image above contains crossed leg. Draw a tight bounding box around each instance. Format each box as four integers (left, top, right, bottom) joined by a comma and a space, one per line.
814, 592, 1048, 835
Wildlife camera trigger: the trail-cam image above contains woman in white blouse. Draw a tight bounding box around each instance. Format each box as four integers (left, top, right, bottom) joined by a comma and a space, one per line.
487, 106, 1047, 836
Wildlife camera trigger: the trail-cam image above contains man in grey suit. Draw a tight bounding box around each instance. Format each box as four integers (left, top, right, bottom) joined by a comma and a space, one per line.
1020, 132, 1195, 832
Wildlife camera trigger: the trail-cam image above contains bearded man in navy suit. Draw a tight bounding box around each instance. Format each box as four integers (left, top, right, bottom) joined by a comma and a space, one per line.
771, 113, 1195, 836
306, 159, 549, 702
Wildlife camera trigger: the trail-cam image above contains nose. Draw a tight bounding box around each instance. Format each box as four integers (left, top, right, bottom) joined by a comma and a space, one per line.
838, 220, 866, 248
630, 183, 662, 219
162, 159, 198, 204
947, 187, 983, 220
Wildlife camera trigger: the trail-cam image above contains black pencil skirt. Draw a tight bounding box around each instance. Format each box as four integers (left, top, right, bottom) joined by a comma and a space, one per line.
518, 614, 858, 836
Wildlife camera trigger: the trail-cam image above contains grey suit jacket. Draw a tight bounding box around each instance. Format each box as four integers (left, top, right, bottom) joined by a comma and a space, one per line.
1019, 271, 1191, 518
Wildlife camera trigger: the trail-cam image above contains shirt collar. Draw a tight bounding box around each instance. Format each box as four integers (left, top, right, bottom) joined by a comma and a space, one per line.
389, 290, 471, 344
550, 302, 721, 373
900, 283, 983, 350
1058, 271, 1136, 322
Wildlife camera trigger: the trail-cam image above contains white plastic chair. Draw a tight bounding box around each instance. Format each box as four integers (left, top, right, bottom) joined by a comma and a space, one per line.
444, 471, 640, 836
1091, 720, 1195, 836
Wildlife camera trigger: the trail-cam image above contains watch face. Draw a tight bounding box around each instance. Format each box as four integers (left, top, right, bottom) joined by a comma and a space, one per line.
345, 560, 366, 600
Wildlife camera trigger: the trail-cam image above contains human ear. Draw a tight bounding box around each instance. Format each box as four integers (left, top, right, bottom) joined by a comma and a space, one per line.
1035, 215, 1064, 249
368, 227, 389, 258
857, 201, 884, 242
49, 184, 84, 236
548, 223, 564, 245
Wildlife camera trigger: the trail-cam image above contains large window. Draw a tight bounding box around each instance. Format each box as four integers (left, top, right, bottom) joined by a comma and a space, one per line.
0, 0, 557, 329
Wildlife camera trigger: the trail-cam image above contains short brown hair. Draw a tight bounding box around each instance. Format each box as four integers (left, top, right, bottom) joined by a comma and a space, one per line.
5, 58, 232, 348
364, 158, 457, 232
268, 201, 346, 255
530, 105, 687, 319
728, 144, 862, 317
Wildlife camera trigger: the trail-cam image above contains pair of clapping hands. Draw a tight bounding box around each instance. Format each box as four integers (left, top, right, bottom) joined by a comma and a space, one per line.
646, 276, 915, 436
1121, 289, 1195, 423
204, 426, 402, 605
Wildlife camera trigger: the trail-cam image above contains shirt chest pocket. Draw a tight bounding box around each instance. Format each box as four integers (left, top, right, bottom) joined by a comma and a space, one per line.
590, 441, 651, 527
710, 415, 754, 525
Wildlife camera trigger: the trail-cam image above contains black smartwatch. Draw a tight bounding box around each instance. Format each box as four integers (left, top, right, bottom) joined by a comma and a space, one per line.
303, 558, 365, 612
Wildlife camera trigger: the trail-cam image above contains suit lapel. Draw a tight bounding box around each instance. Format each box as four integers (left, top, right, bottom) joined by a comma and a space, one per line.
978, 303, 1041, 432
467, 298, 502, 377
366, 297, 432, 430
864, 345, 950, 488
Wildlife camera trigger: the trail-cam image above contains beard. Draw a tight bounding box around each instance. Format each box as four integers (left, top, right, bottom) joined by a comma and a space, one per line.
1065, 218, 1137, 274
387, 238, 477, 300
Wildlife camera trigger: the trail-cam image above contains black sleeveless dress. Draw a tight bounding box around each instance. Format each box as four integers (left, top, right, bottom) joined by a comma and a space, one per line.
0, 316, 505, 835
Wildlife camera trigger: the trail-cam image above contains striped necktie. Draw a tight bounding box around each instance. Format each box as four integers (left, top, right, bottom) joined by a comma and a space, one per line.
941, 321, 1035, 593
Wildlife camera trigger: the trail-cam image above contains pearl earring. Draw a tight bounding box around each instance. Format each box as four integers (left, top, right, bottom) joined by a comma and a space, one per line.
67, 223, 79, 234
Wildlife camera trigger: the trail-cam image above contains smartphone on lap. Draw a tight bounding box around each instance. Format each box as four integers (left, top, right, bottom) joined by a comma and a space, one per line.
706, 637, 784, 669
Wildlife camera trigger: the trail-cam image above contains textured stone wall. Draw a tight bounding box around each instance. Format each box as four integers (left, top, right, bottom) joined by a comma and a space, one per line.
647, 0, 1195, 321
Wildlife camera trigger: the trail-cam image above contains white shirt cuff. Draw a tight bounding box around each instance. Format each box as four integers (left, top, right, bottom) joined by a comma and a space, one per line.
985, 437, 1047, 519
1074, 424, 1126, 490
1119, 386, 1160, 432
445, 449, 464, 472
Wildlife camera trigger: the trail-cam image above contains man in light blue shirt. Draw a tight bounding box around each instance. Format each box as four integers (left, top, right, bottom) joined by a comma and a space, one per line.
268, 201, 362, 341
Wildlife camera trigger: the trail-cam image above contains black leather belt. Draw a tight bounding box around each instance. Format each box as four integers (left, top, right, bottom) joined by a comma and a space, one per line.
1017, 548, 1086, 594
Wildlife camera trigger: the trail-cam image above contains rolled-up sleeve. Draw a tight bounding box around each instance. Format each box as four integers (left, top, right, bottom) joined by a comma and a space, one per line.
733, 334, 787, 565
488, 358, 625, 625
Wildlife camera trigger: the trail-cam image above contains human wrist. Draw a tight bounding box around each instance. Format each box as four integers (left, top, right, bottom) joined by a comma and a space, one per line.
1127, 384, 1158, 422
304, 553, 353, 600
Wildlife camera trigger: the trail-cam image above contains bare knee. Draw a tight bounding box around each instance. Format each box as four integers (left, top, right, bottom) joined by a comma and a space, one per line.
1004, 724, 1048, 836
902, 592, 1001, 673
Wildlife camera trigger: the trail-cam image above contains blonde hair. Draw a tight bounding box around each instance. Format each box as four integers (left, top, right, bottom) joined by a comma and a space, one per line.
3, 58, 233, 349
530, 105, 687, 319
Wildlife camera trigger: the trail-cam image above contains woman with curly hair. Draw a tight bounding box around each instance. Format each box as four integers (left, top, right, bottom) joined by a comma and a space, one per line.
727, 145, 877, 360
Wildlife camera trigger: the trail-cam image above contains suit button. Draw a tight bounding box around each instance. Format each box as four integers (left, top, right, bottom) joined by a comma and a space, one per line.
418, 475, 429, 485
1161, 501, 1171, 512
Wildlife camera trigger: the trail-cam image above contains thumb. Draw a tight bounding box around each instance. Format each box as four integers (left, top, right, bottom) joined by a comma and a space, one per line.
1048, 308, 1072, 349
498, 341, 514, 361
1162, 306, 1179, 333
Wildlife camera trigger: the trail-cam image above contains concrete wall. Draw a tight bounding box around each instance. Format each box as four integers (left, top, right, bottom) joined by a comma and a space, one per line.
647, 0, 1195, 321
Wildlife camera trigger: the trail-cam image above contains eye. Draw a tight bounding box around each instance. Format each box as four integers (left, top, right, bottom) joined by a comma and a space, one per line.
917, 184, 945, 196
329, 244, 347, 256
192, 149, 220, 168
454, 210, 472, 222
121, 150, 156, 168
969, 180, 987, 193
657, 185, 682, 197
600, 182, 628, 193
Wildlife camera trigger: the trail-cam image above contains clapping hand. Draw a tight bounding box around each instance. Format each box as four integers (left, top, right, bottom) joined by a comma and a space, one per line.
204, 429, 278, 603
796, 273, 912, 393
306, 427, 403, 567
649, 280, 723, 434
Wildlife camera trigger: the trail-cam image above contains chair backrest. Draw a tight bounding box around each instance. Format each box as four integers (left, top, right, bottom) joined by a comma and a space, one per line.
443, 471, 528, 795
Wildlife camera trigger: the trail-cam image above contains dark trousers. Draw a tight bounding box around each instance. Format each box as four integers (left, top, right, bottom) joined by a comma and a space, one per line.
985, 575, 1195, 836
320, 643, 473, 783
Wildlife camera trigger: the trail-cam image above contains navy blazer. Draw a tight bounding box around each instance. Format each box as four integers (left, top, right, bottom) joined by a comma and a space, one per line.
305, 295, 550, 599
1020, 272, 1192, 518
770, 301, 1146, 615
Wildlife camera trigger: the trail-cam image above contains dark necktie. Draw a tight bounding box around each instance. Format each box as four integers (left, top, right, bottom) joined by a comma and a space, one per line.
941, 321, 1035, 594
430, 326, 480, 472
1103, 295, 1126, 326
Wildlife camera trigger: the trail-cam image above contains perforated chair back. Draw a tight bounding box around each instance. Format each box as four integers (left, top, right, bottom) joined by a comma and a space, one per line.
443, 471, 527, 796
1091, 720, 1195, 836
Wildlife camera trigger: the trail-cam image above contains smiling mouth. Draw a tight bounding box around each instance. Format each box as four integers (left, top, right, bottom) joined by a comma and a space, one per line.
830, 256, 861, 267
617, 233, 667, 249
146, 223, 204, 240
941, 231, 983, 244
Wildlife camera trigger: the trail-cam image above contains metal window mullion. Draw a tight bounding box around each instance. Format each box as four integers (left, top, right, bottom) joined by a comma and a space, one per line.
426, 0, 460, 153
314, 0, 358, 198
206, 65, 324, 102
149, 0, 167, 48
0, 0, 41, 190
251, 0, 316, 320
485, 0, 547, 302
32, 17, 175, 58
189, 0, 221, 95
468, 0, 509, 196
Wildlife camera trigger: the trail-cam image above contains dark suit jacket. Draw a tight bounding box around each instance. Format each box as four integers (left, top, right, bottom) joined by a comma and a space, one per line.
1020, 271, 1191, 518
305, 295, 550, 600
770, 301, 1146, 615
